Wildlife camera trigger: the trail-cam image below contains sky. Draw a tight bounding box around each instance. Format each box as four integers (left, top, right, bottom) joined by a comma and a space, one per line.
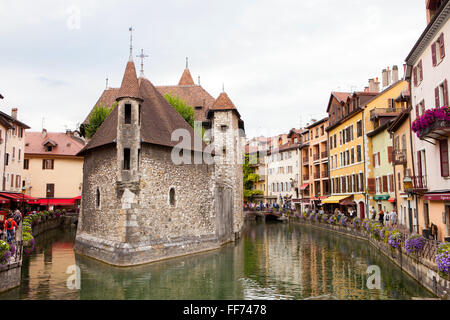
0, 0, 428, 139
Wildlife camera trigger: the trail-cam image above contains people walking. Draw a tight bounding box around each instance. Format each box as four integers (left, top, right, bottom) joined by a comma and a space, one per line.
4, 215, 18, 243
390, 209, 397, 227
370, 207, 376, 220
378, 210, 384, 226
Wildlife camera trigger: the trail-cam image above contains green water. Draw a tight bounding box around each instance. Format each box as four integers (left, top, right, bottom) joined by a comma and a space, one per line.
0, 222, 435, 300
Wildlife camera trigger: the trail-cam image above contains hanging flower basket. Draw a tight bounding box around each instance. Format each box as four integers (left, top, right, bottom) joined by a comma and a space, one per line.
412, 106, 450, 139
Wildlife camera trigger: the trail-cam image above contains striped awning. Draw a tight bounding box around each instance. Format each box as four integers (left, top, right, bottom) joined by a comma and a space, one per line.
321, 195, 351, 204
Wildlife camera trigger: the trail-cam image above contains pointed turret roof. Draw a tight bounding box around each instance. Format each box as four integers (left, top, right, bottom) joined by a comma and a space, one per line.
207, 91, 242, 120
78, 60, 207, 155
178, 68, 195, 86
210, 92, 236, 111
117, 61, 143, 101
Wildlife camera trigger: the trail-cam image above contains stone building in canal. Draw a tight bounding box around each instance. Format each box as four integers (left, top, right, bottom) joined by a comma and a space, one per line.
74, 53, 245, 266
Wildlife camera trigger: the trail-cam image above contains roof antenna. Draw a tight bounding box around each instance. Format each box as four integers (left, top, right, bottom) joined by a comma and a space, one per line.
128, 26, 134, 61
136, 49, 149, 78
106, 77, 109, 89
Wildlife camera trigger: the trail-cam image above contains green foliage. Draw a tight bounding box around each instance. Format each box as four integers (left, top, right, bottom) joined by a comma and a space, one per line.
164, 93, 195, 128
243, 154, 261, 198
85, 103, 115, 139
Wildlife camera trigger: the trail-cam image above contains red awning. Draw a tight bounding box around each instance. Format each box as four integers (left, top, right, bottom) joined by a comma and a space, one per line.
300, 184, 309, 191
0, 193, 22, 202
37, 198, 76, 206
424, 193, 450, 201
388, 197, 396, 203
0, 196, 10, 204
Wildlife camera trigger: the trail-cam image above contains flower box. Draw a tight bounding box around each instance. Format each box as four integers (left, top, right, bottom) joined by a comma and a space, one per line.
412, 106, 450, 141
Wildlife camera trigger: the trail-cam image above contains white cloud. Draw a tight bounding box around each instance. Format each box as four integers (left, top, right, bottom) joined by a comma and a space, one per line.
0, 0, 427, 137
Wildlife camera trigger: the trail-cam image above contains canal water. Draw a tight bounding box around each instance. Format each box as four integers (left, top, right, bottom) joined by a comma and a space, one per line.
0, 221, 435, 300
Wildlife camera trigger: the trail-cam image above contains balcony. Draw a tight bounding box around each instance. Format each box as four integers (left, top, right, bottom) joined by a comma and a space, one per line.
405, 175, 428, 193
313, 154, 320, 161
393, 149, 407, 165
322, 171, 329, 178
416, 120, 450, 141
370, 108, 403, 121
321, 151, 328, 159
303, 175, 310, 181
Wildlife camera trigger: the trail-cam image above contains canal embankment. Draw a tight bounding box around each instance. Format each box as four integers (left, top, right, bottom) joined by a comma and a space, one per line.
0, 212, 76, 293
290, 217, 450, 299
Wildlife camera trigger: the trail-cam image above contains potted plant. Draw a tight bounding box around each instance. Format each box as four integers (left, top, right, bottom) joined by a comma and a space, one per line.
0, 240, 11, 265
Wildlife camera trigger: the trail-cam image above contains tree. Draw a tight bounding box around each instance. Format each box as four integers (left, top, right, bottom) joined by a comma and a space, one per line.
243, 154, 263, 198
164, 92, 195, 128
85, 103, 115, 139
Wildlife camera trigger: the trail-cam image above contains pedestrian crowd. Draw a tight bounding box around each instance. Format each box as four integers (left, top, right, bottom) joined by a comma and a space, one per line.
0, 209, 23, 243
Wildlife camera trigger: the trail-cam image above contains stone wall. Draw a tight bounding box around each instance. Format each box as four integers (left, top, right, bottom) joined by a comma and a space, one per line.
0, 263, 21, 293
75, 143, 232, 266
292, 218, 450, 299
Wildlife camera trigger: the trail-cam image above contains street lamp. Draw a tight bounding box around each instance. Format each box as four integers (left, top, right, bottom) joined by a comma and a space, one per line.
47, 189, 50, 211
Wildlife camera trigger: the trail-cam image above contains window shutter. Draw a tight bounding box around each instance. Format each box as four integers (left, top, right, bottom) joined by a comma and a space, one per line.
382, 176, 388, 193
419, 60, 423, 81
378, 153, 381, 166
373, 154, 376, 167
413, 67, 418, 86
440, 33, 445, 59
421, 100, 426, 115
444, 80, 449, 106
388, 146, 393, 163
42, 159, 45, 170
368, 178, 376, 194
440, 139, 449, 177
417, 151, 422, 177
436, 87, 440, 107
416, 104, 420, 118
432, 42, 437, 66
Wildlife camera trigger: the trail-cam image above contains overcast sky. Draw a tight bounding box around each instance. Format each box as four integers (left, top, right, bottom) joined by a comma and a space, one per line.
0, 0, 427, 138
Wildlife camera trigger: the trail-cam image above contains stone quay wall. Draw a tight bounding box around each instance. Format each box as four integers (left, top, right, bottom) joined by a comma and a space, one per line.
0, 263, 22, 293
291, 217, 450, 299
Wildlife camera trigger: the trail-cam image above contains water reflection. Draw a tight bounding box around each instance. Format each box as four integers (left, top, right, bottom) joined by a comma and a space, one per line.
0, 222, 435, 300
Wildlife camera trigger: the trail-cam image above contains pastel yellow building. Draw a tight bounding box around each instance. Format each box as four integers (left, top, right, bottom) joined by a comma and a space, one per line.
324, 91, 378, 218
364, 79, 409, 215
24, 129, 85, 208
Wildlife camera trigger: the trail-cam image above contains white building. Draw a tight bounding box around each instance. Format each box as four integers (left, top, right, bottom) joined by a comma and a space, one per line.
267, 141, 300, 206
405, 0, 450, 240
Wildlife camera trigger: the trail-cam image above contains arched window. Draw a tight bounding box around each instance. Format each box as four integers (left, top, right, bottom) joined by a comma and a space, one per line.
96, 188, 101, 208
169, 187, 176, 206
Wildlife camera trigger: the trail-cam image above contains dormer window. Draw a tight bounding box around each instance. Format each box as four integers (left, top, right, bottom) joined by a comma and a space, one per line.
47, 146, 53, 152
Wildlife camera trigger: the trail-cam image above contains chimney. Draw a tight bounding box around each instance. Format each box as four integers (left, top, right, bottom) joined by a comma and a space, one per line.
11, 108, 17, 119
387, 66, 392, 87
374, 77, 380, 92
41, 128, 47, 139
382, 69, 388, 87
368, 78, 378, 92
392, 65, 399, 83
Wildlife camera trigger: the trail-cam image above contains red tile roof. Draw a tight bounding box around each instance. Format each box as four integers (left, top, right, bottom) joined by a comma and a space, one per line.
25, 131, 85, 156
83, 88, 120, 124
117, 61, 142, 101
178, 68, 195, 85
156, 84, 215, 122
210, 92, 236, 111
78, 61, 207, 155
332, 92, 351, 103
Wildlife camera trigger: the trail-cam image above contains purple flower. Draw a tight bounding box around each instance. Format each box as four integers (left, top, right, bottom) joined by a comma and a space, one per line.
404, 234, 425, 254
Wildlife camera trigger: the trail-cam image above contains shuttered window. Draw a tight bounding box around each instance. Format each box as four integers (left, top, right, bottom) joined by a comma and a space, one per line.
368, 178, 376, 194
440, 139, 449, 177
387, 146, 393, 163
432, 41, 437, 66
440, 33, 446, 59
382, 176, 388, 193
